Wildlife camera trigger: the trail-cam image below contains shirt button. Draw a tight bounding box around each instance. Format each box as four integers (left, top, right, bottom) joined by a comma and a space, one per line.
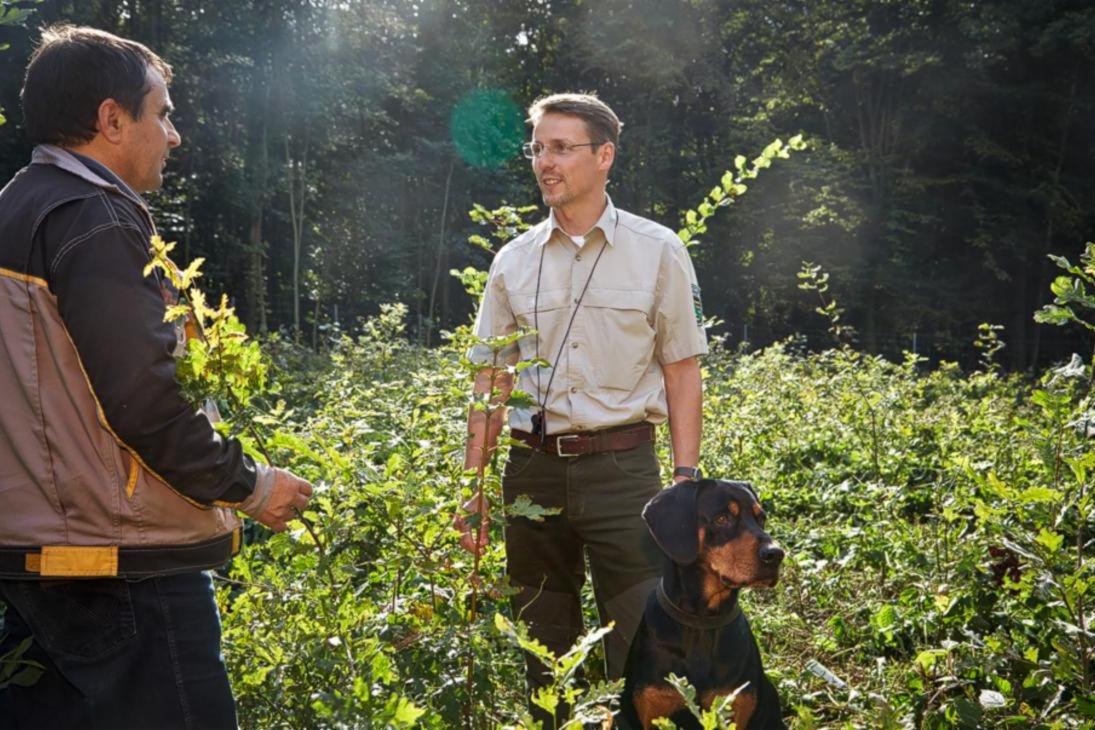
570, 386, 578, 394
575, 253, 582, 261
573, 297, 580, 304
571, 342, 579, 348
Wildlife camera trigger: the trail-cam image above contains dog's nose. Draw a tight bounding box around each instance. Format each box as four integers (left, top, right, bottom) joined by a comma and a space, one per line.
760, 545, 785, 565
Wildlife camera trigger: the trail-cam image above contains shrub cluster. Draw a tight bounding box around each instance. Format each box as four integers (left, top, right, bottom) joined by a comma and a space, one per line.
213, 306, 1091, 728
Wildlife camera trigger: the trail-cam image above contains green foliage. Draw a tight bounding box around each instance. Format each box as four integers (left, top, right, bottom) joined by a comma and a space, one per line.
0, 1, 34, 27
797, 262, 856, 346
1036, 242, 1095, 337
677, 136, 806, 247
0, 0, 36, 128
974, 324, 1006, 375
494, 614, 620, 728
144, 235, 268, 411
183, 304, 1092, 727
701, 339, 1092, 726
650, 673, 744, 729
455, 204, 540, 298
0, 637, 43, 691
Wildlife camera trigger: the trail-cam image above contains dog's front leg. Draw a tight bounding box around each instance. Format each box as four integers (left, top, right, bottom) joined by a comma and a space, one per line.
633, 683, 686, 729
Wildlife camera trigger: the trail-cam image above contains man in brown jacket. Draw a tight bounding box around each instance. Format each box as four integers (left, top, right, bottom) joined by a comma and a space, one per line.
0, 25, 312, 729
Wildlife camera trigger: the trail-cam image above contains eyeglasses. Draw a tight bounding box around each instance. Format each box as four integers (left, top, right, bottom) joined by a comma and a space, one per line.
522, 141, 602, 159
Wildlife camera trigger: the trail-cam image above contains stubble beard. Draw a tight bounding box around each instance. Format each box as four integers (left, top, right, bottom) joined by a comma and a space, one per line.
540, 182, 573, 210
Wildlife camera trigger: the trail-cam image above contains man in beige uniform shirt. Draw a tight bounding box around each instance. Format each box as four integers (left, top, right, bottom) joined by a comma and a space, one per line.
456, 93, 707, 720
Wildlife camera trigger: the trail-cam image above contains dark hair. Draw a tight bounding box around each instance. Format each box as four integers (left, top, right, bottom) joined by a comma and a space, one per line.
21, 24, 173, 146
527, 93, 622, 147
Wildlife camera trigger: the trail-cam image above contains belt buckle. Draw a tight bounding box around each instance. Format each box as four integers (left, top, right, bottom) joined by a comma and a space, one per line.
555, 434, 582, 458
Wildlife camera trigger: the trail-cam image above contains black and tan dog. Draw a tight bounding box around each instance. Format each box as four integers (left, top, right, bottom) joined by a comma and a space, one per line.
621, 479, 786, 729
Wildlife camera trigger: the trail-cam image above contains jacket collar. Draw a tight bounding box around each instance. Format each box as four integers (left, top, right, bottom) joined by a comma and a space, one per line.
31, 144, 148, 211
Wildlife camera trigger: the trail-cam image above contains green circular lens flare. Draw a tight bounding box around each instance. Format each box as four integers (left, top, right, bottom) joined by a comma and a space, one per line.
450, 89, 523, 169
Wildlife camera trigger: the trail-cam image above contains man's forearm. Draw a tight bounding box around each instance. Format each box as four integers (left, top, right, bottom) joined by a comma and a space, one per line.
663, 357, 703, 471
464, 368, 513, 473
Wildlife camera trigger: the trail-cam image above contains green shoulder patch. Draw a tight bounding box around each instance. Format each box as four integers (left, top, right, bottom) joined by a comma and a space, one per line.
691, 283, 704, 327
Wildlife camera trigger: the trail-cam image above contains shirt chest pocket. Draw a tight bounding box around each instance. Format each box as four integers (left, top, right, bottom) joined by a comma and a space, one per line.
580, 289, 656, 392
510, 288, 572, 361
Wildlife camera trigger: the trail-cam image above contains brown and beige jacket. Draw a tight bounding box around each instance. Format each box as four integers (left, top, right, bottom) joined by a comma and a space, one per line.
0, 146, 272, 578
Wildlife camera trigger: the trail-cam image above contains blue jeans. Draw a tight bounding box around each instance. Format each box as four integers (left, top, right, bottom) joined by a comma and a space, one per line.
0, 572, 237, 730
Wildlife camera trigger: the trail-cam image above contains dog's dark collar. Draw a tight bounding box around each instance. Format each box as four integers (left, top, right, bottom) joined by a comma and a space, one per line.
656, 580, 742, 630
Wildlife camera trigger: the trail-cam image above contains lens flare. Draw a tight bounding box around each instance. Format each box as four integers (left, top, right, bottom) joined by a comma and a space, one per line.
449, 89, 523, 169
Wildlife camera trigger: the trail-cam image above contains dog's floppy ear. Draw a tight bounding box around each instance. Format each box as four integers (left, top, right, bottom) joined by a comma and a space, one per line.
642, 480, 702, 565
737, 480, 760, 503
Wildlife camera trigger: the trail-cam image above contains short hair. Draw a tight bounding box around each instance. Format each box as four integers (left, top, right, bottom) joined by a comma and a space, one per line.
527, 93, 622, 147
21, 24, 173, 146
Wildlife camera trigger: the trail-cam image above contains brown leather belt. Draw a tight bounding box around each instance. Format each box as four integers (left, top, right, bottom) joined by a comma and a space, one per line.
512, 422, 655, 457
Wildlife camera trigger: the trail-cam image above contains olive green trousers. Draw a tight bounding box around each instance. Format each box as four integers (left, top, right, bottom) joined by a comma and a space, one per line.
502, 440, 664, 714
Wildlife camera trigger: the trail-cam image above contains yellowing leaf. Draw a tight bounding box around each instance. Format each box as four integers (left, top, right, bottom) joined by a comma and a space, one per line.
1035, 528, 1064, 552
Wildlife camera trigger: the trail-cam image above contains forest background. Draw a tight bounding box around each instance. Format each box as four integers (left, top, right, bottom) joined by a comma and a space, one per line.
2, 0, 1094, 367
1, 1, 1095, 729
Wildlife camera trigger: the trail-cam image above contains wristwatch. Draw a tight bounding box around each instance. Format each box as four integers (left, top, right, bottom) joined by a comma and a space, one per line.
673, 466, 703, 481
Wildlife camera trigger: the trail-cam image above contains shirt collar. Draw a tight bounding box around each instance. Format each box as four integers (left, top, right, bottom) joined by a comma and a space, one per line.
537, 194, 618, 247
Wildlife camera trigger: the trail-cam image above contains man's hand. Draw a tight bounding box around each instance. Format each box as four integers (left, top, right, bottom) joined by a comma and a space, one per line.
254, 468, 314, 532
454, 491, 490, 554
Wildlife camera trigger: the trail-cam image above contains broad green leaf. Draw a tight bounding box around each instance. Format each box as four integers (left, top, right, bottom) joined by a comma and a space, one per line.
8, 666, 43, 688
495, 613, 555, 664
1035, 528, 1064, 552
507, 494, 561, 522
1018, 486, 1059, 504
915, 649, 944, 671
531, 686, 559, 716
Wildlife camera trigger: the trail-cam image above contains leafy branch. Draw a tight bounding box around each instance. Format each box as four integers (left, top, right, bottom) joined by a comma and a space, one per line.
798, 261, 856, 346
144, 236, 329, 568
678, 135, 807, 247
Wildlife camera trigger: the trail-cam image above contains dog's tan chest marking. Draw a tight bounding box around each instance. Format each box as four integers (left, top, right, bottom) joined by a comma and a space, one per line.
635, 685, 685, 728
732, 688, 758, 728
697, 687, 758, 729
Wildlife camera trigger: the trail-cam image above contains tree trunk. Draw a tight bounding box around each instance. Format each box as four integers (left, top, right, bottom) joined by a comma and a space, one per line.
286, 132, 309, 340
244, 33, 272, 334
1029, 71, 1077, 370
426, 156, 455, 347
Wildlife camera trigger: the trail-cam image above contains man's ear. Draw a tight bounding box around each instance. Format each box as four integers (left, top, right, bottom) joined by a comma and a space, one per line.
597, 141, 615, 171
96, 98, 126, 144
642, 480, 702, 565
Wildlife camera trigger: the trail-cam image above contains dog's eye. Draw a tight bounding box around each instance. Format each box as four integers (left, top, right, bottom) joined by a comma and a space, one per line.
713, 514, 731, 526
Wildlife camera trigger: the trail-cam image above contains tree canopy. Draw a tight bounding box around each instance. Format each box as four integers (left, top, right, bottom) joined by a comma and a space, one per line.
1, 0, 1092, 368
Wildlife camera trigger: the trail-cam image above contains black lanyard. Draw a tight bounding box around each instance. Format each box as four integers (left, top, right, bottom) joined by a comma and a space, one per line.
531, 212, 618, 441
